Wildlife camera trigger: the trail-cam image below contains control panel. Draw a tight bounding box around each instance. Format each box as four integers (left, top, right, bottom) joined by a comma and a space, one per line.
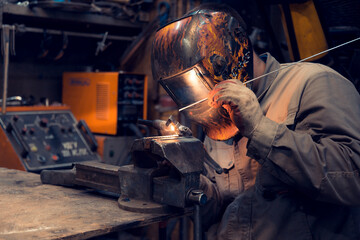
118, 73, 146, 123
0, 106, 100, 172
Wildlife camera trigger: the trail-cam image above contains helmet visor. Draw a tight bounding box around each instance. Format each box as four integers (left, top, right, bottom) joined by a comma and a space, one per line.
159, 65, 212, 108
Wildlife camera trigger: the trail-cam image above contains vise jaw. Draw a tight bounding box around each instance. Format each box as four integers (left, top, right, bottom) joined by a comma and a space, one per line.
119, 136, 204, 209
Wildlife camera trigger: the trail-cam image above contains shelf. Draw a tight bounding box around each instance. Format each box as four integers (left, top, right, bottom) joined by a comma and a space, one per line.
1, 3, 144, 37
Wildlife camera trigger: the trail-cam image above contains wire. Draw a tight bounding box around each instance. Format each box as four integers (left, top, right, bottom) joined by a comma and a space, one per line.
178, 37, 360, 112
245, 37, 360, 85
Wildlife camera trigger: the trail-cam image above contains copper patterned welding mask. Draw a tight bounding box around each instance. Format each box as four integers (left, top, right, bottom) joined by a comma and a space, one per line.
151, 8, 253, 140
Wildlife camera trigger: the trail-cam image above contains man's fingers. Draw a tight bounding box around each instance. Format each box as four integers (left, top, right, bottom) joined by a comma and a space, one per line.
209, 92, 236, 109
208, 79, 248, 108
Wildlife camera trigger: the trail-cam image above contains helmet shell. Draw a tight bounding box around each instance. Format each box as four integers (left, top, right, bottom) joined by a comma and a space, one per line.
152, 10, 251, 84
151, 9, 252, 140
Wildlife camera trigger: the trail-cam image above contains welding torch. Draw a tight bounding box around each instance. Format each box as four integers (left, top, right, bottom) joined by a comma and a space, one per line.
137, 117, 192, 137
138, 118, 223, 173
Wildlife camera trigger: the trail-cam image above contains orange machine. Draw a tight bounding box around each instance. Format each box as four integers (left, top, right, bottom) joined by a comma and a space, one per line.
62, 72, 147, 135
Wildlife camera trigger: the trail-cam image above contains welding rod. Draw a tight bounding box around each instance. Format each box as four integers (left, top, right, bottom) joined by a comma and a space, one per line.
178, 98, 209, 112
178, 37, 360, 112
137, 119, 167, 131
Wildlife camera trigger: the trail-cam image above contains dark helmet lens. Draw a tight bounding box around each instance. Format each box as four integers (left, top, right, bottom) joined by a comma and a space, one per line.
159, 67, 210, 108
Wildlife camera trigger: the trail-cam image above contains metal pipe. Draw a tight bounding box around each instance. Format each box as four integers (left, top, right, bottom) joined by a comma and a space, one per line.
23, 26, 136, 41
2, 27, 10, 114
187, 189, 207, 240
194, 204, 202, 240
180, 216, 188, 240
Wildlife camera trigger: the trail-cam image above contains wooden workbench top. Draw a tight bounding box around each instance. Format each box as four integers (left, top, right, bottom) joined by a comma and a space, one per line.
0, 168, 191, 240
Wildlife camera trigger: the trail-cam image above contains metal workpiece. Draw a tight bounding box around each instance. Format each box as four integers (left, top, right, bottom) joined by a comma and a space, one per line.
137, 119, 176, 136
137, 116, 193, 137
165, 115, 193, 137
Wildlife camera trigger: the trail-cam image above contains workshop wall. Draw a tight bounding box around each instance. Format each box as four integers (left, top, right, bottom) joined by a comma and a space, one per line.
0, 31, 132, 105
0, 0, 146, 107
0, 0, 358, 126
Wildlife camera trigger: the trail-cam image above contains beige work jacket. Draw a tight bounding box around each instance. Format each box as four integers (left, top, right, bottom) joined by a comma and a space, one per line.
202, 53, 360, 239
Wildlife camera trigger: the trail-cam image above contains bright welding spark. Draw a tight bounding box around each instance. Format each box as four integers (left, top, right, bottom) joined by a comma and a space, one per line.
169, 123, 176, 132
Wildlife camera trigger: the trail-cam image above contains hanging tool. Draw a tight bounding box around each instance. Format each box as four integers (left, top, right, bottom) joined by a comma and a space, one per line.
54, 32, 68, 61
95, 31, 112, 56
178, 37, 360, 112
38, 29, 52, 59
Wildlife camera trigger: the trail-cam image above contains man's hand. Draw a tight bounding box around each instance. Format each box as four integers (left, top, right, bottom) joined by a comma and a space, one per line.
208, 79, 264, 139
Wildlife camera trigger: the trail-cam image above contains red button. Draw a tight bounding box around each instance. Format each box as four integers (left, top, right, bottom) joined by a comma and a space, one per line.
51, 154, 59, 161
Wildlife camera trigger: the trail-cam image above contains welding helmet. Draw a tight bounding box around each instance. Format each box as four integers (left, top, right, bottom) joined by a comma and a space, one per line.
151, 4, 253, 140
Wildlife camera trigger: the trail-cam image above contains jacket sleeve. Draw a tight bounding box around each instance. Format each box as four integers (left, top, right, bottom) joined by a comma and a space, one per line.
247, 69, 360, 205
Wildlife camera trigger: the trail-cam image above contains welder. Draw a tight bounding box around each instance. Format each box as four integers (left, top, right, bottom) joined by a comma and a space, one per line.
151, 3, 360, 240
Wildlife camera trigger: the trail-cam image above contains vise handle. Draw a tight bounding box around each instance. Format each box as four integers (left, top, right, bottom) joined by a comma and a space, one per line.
40, 161, 121, 194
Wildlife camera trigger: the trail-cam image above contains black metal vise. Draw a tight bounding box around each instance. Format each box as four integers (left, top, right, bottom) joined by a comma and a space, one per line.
41, 134, 218, 212
119, 135, 205, 209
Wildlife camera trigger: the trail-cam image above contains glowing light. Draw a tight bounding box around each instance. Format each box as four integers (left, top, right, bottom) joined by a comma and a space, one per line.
175, 21, 182, 31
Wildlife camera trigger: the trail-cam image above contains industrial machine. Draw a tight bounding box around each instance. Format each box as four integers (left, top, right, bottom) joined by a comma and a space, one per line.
62, 72, 148, 135
0, 106, 100, 172
40, 116, 222, 206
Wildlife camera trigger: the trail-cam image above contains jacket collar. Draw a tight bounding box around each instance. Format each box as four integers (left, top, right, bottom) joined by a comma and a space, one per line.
254, 53, 280, 101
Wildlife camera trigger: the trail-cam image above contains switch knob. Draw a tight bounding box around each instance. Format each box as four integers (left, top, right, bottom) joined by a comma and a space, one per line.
12, 115, 19, 122
37, 155, 47, 163
40, 118, 48, 127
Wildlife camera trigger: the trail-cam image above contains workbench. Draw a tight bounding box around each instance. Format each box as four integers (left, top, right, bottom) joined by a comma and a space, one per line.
0, 167, 192, 239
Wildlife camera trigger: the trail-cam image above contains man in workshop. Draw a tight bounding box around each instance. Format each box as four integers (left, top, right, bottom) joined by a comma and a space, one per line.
151, 3, 360, 240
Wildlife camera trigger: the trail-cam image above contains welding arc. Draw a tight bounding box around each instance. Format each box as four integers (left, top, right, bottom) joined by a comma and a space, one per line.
178, 37, 360, 112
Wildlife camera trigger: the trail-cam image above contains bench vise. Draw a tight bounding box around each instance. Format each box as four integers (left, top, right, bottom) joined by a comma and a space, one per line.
118, 135, 206, 212
41, 116, 223, 214
41, 135, 221, 213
